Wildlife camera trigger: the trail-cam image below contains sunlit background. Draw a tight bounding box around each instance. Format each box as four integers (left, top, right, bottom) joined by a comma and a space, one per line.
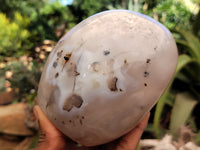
51, 0, 73, 5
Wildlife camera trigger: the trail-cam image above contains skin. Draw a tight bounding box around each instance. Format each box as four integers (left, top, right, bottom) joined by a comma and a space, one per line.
33, 105, 150, 150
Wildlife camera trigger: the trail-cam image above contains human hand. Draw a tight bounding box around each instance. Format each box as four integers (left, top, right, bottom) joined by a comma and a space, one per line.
33, 105, 150, 150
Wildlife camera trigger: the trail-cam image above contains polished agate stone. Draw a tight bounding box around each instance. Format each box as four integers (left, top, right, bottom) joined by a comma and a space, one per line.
37, 10, 178, 146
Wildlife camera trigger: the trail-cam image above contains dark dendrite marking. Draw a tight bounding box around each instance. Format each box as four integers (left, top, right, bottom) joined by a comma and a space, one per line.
124, 59, 127, 64
68, 120, 75, 126
103, 50, 110, 56
144, 71, 149, 77
146, 59, 151, 64
55, 72, 59, 78
64, 56, 70, 61
108, 77, 118, 91
64, 53, 72, 62
144, 83, 147, 87
91, 61, 100, 72
62, 52, 72, 71
74, 71, 80, 76
57, 50, 63, 58
53, 62, 58, 68
63, 94, 83, 112
73, 64, 80, 76
80, 119, 83, 125
139, 106, 145, 110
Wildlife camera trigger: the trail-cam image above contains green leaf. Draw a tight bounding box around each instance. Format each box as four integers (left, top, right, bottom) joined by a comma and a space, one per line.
28, 132, 40, 149
177, 29, 200, 59
175, 39, 190, 48
153, 86, 170, 138
165, 93, 175, 107
175, 72, 190, 84
169, 92, 197, 137
194, 131, 200, 145
175, 54, 192, 76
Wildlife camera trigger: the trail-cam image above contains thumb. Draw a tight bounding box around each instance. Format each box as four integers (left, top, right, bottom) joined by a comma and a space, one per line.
34, 105, 59, 136
33, 105, 67, 150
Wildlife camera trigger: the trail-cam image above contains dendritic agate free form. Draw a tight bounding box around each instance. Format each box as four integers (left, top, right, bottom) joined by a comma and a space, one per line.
37, 10, 178, 146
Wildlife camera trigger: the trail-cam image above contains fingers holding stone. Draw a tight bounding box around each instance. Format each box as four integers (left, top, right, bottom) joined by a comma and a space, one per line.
116, 112, 150, 150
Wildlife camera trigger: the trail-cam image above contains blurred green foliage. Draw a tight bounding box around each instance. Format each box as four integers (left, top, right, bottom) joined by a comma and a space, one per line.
67, 0, 111, 25
29, 1, 69, 41
0, 0, 69, 59
155, 0, 192, 29
0, 12, 30, 59
0, 59, 42, 102
0, 0, 47, 18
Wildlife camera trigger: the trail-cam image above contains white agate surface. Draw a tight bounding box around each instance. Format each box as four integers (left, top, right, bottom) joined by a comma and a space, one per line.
37, 10, 178, 146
